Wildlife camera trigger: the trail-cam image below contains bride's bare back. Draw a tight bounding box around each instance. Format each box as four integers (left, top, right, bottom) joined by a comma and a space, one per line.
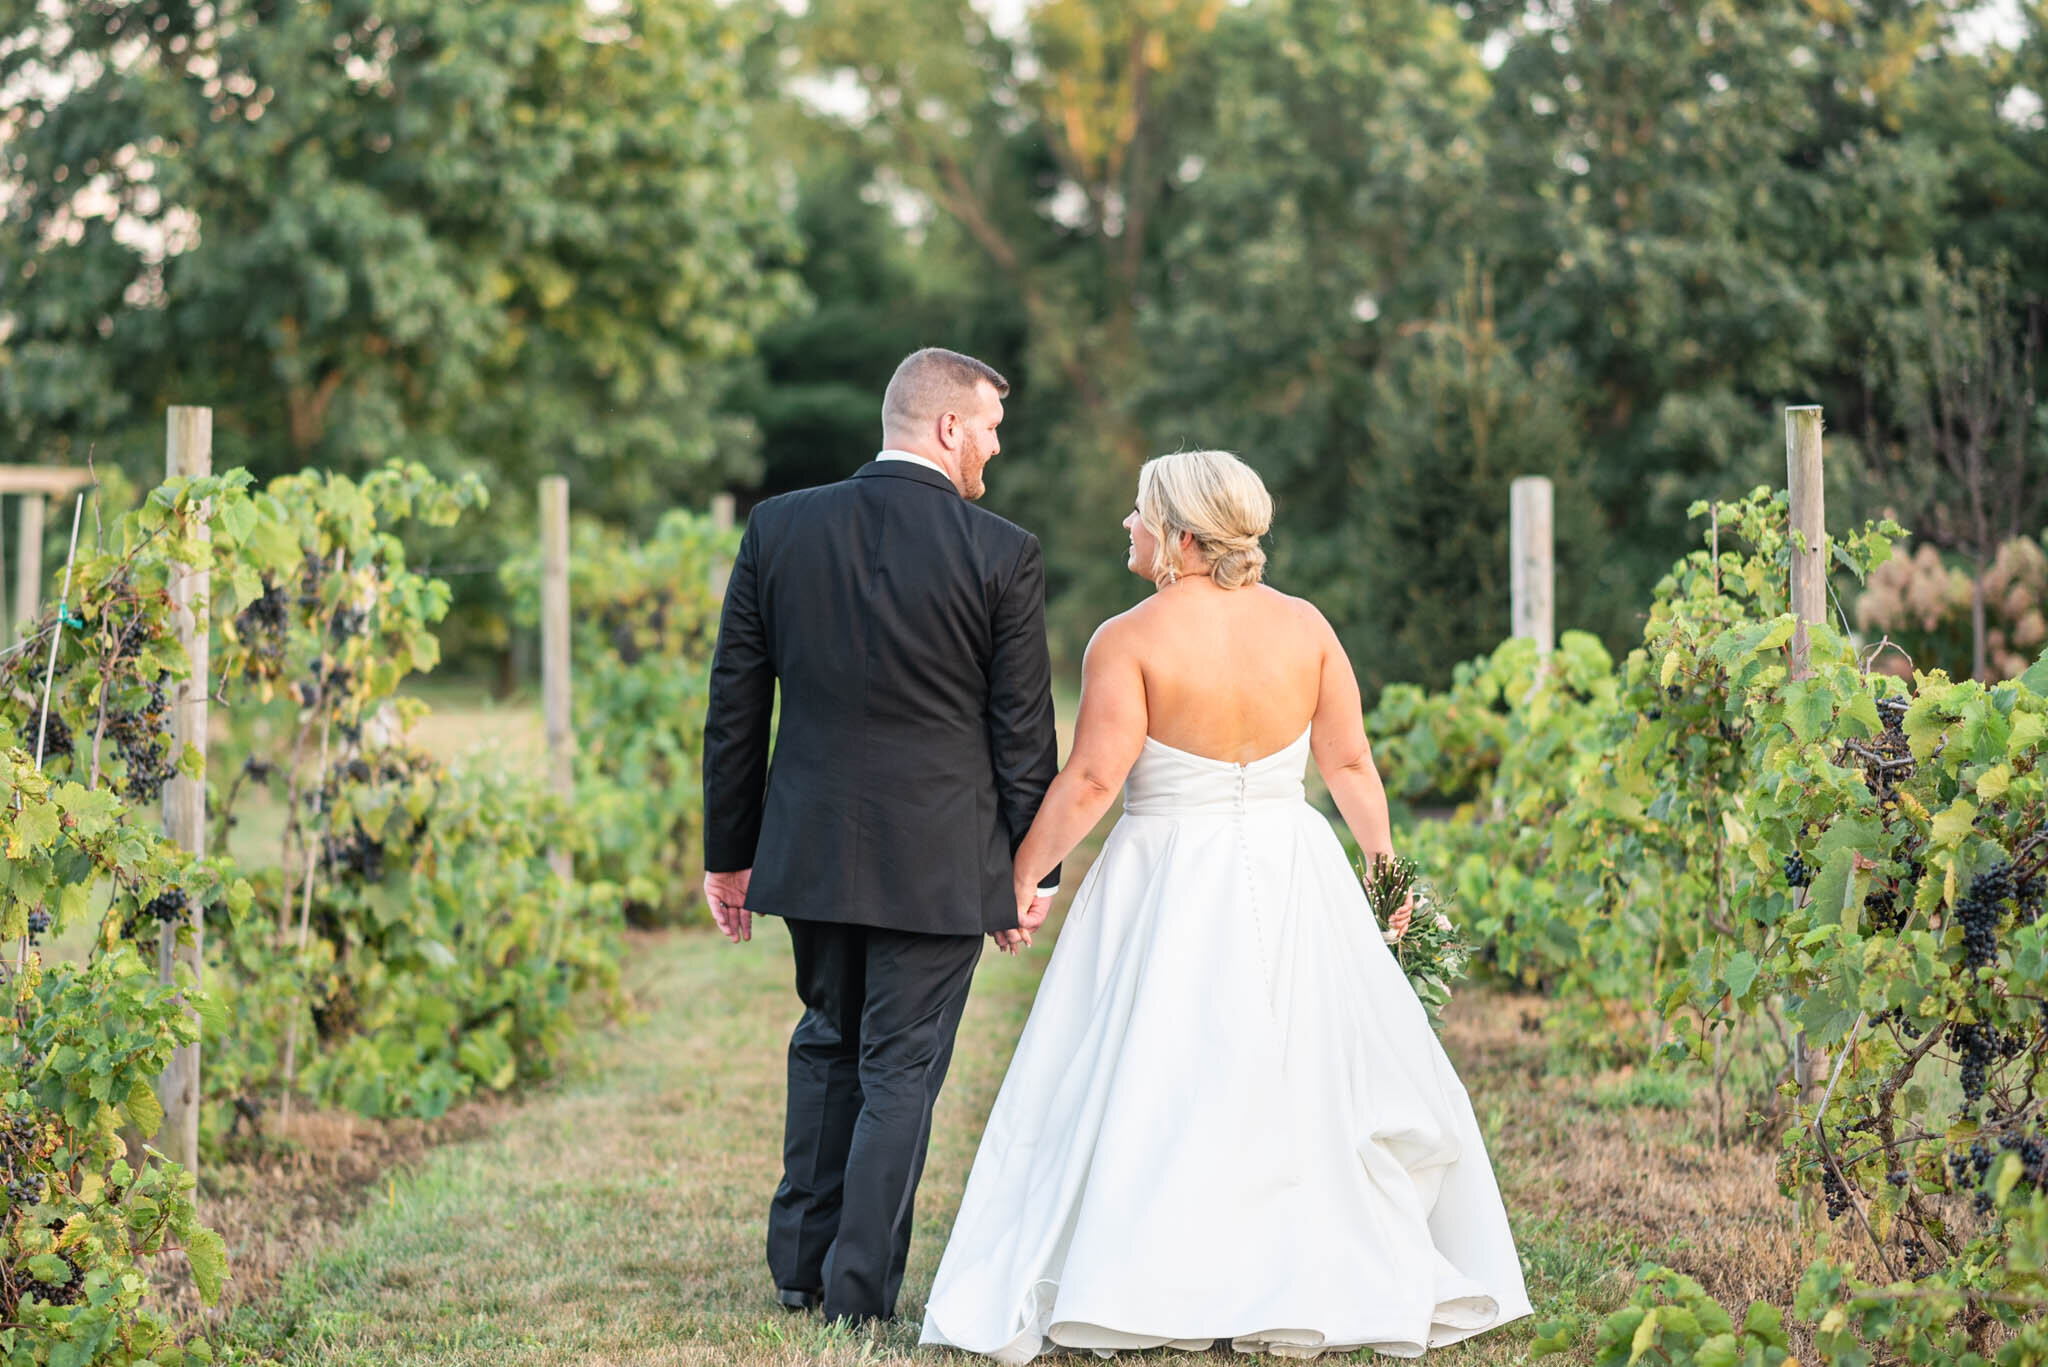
1126, 579, 1329, 762
1006, 575, 1398, 929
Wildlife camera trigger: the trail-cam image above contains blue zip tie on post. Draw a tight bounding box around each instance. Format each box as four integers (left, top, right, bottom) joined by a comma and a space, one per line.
59, 609, 85, 631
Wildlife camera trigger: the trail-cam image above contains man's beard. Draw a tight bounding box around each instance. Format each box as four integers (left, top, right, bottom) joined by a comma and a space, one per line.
960, 434, 988, 500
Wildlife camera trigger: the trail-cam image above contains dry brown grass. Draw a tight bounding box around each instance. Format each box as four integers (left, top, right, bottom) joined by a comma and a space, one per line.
151, 1099, 516, 1327
1441, 1000, 1832, 1324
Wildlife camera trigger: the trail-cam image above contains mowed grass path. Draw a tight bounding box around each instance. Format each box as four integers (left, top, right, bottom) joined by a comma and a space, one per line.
230, 910, 1727, 1366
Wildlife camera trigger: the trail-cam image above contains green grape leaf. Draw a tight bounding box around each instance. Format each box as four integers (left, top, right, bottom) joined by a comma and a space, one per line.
1782, 679, 1833, 743
185, 1226, 227, 1305
2010, 708, 2045, 760
1630, 1306, 1662, 1364
1694, 1332, 1740, 1367
1929, 798, 1977, 849
124, 1081, 164, 1138
8, 797, 60, 854
1903, 690, 1952, 762
1841, 689, 1883, 739
1807, 849, 1855, 927
2020, 648, 2048, 694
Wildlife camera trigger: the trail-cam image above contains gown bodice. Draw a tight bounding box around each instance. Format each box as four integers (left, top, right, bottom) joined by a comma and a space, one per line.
1121, 728, 1311, 817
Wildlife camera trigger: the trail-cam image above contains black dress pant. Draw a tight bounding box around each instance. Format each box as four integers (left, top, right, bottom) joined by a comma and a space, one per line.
768, 917, 983, 1323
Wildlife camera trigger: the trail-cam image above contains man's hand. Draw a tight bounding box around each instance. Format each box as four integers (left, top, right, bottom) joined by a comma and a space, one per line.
704, 868, 753, 944
992, 892, 1055, 956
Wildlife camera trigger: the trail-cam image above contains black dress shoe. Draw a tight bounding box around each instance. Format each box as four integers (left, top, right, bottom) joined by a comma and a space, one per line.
776, 1287, 822, 1312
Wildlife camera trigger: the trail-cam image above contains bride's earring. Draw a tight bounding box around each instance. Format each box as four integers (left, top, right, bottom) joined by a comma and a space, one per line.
1161, 561, 1178, 588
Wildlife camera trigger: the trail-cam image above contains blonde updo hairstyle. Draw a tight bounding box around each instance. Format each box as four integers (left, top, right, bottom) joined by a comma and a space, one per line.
1137, 449, 1272, 590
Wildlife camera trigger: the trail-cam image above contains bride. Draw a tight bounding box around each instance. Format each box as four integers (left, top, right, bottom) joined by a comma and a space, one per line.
919, 450, 1531, 1361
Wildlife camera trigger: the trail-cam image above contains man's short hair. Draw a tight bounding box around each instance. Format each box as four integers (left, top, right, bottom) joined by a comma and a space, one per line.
882, 348, 1010, 431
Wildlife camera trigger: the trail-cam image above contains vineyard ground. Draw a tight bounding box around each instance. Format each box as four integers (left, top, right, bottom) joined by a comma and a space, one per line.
213, 895, 1838, 1363
174, 681, 1837, 1362
133, 683, 552, 1323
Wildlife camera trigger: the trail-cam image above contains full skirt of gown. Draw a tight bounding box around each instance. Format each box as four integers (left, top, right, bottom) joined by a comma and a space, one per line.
918, 730, 1532, 1361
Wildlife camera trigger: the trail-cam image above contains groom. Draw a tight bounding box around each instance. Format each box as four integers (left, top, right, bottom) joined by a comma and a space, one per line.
701, 347, 1062, 1326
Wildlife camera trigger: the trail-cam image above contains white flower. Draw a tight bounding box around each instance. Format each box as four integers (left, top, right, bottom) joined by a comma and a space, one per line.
1434, 913, 1454, 933
1382, 928, 1403, 945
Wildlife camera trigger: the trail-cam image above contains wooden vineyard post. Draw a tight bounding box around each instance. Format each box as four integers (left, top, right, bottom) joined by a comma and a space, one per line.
1510, 476, 1555, 657
1785, 404, 1828, 1107
159, 406, 212, 1178
541, 477, 573, 883
15, 491, 43, 638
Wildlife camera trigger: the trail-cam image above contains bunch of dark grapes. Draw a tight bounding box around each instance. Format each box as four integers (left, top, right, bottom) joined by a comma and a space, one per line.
0, 1106, 44, 1213
234, 579, 291, 679
1875, 1005, 1923, 1039
328, 605, 366, 641
1865, 884, 1905, 934
1949, 1139, 1994, 1196
1819, 1162, 1852, 1220
1957, 861, 2017, 971
24, 908, 50, 946
1955, 1022, 1999, 1103
33, 713, 72, 762
2018, 870, 2046, 928
324, 826, 386, 883
126, 888, 189, 944
104, 674, 174, 802
289, 659, 355, 708
1784, 854, 1813, 889
2003, 1132, 2048, 1190
32, 1255, 83, 1308
238, 579, 290, 635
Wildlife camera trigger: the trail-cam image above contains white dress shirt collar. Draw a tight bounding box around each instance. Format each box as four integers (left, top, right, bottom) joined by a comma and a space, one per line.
877, 449, 951, 478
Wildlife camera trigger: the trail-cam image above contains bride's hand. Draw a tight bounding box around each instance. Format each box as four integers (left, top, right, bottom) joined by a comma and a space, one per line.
1388, 894, 1414, 940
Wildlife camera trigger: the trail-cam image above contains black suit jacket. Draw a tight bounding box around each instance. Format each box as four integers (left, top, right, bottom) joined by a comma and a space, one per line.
702, 460, 1062, 936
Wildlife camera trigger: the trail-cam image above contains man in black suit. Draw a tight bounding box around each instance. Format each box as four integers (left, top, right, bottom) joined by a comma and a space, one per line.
701, 347, 1061, 1326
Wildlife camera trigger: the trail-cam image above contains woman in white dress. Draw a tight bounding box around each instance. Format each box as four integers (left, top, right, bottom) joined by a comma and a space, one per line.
919, 450, 1531, 1362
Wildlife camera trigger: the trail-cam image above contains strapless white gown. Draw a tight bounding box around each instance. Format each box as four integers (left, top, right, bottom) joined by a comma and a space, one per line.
918, 729, 1531, 1361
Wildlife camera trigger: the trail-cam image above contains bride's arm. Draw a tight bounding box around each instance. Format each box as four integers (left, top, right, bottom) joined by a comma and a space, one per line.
1009, 619, 1148, 913
1306, 608, 1397, 865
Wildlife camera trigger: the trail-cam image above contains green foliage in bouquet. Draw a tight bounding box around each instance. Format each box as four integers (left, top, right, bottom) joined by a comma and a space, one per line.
1360, 854, 1470, 1032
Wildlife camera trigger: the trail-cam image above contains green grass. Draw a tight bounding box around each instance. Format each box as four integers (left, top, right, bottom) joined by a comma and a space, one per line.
220, 908, 1651, 1366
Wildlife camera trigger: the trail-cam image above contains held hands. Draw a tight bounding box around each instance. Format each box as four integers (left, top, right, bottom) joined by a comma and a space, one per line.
704, 868, 753, 944
993, 878, 1054, 955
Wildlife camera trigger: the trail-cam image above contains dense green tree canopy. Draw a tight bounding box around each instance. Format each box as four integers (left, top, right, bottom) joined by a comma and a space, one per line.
6, 0, 2044, 691
787, 0, 2048, 685
1, 0, 800, 523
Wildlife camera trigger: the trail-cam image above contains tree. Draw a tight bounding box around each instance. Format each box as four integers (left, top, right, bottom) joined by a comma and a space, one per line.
1867, 256, 2043, 679
720, 133, 1033, 503
0, 0, 801, 526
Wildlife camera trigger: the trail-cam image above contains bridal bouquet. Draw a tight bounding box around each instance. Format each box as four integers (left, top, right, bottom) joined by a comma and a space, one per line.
1360, 853, 1470, 1033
